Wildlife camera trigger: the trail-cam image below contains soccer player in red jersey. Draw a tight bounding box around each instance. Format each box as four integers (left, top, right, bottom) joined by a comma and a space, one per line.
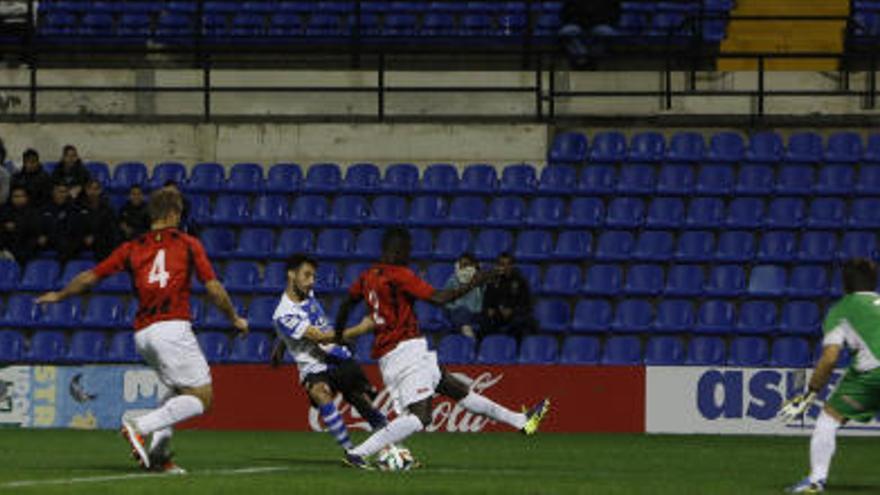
36, 187, 248, 474
334, 228, 550, 469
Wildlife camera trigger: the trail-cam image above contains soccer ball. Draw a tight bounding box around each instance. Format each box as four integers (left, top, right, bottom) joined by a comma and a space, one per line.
375, 444, 415, 472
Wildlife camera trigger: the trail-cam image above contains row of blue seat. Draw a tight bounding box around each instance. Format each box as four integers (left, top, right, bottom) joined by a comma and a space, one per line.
0, 329, 838, 368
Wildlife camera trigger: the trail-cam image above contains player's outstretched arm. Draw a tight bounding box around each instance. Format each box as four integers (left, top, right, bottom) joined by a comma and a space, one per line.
205, 280, 249, 335
429, 268, 498, 305
35, 270, 99, 304
334, 295, 361, 343
341, 316, 376, 342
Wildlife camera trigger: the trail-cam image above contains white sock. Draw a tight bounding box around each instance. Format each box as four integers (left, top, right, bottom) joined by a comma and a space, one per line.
149, 427, 173, 455
809, 411, 841, 483
459, 392, 527, 430
134, 395, 205, 435
350, 414, 424, 458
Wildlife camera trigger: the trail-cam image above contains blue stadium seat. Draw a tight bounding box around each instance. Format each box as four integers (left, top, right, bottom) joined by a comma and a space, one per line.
783, 132, 823, 164
111, 161, 148, 192
187, 162, 226, 193
577, 164, 616, 194
420, 11, 457, 35
653, 300, 695, 333
34, 297, 80, 329
736, 301, 777, 335
410, 229, 433, 260
351, 229, 382, 261
806, 198, 846, 229
420, 163, 459, 194
250, 195, 289, 227
644, 336, 685, 365
814, 164, 855, 195
623, 264, 664, 296
343, 263, 371, 288
632, 231, 674, 262
187, 194, 211, 225
485, 197, 526, 227
328, 195, 370, 227
500, 164, 537, 194
865, 134, 880, 164
616, 164, 657, 196
258, 262, 287, 294
343, 163, 381, 193
274, 228, 314, 259
554, 231, 592, 261
601, 336, 642, 365
855, 165, 880, 195
409, 196, 448, 227
797, 231, 837, 262
526, 197, 565, 227
202, 297, 246, 329
369, 195, 408, 226
582, 265, 623, 296
459, 164, 498, 194
198, 332, 230, 363
226, 163, 264, 193
228, 333, 272, 363
290, 195, 329, 227
303, 163, 342, 193
59, 260, 95, 288
447, 197, 488, 227
121, 302, 139, 328
560, 336, 601, 364
838, 231, 878, 260
81, 295, 124, 330
223, 261, 260, 293
473, 229, 513, 260
434, 229, 472, 260
666, 132, 705, 163
706, 132, 745, 163
694, 165, 735, 195
98, 272, 133, 293
726, 198, 765, 229
747, 265, 787, 297
770, 337, 811, 367
155, 12, 195, 39
728, 336, 769, 366
514, 230, 553, 262
704, 265, 746, 297
438, 334, 476, 364
780, 302, 821, 336
315, 229, 355, 260
595, 231, 635, 261
655, 164, 694, 195
605, 198, 644, 228
519, 335, 559, 364
645, 198, 684, 229
265, 163, 302, 193
84, 161, 111, 187
200, 228, 236, 258
756, 231, 797, 262
745, 131, 783, 163
107, 331, 139, 363
208, 195, 250, 226
824, 131, 862, 164
541, 264, 582, 296
534, 299, 571, 333
663, 265, 706, 296
517, 264, 541, 290
611, 300, 653, 333
788, 266, 828, 298
627, 132, 665, 162
696, 300, 736, 334
674, 230, 715, 262
148, 161, 187, 190
538, 165, 577, 195
28, 331, 68, 363
588, 131, 627, 163
415, 301, 448, 333
20, 260, 61, 291
848, 198, 880, 229
735, 164, 774, 196
477, 335, 518, 364
382, 163, 420, 193
0, 259, 20, 292
764, 198, 805, 229
425, 263, 453, 289
686, 197, 724, 228
775, 165, 815, 196
567, 197, 604, 228
69, 330, 107, 362
686, 336, 726, 365
247, 296, 279, 332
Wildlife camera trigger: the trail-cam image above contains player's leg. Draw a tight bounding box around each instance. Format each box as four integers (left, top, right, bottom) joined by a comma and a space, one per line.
346, 397, 430, 463
306, 375, 355, 451
335, 359, 388, 430
436, 370, 549, 434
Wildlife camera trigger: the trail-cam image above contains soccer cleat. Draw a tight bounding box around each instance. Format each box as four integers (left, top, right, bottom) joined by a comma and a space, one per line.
149, 451, 186, 475
521, 398, 551, 435
120, 419, 150, 469
342, 452, 373, 470
785, 477, 825, 493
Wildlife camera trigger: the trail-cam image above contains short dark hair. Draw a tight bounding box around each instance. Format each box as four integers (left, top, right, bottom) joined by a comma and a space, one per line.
52, 181, 68, 190
459, 252, 476, 264
843, 258, 878, 293
23, 148, 38, 161
382, 227, 411, 254
498, 251, 514, 262
286, 253, 317, 273
10, 185, 27, 195
129, 184, 143, 193
86, 178, 101, 188
164, 179, 178, 187
148, 187, 183, 221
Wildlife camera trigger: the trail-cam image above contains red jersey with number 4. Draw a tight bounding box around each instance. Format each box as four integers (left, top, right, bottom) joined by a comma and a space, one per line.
349, 264, 436, 359
92, 227, 216, 330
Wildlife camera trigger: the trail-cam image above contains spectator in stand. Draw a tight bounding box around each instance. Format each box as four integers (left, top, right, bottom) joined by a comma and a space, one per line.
0, 138, 9, 205
443, 253, 484, 339
77, 178, 119, 260
0, 186, 41, 264
559, 0, 620, 68
480, 252, 537, 342
51, 144, 90, 199
164, 180, 195, 234
40, 181, 83, 261
11, 148, 51, 208
119, 184, 151, 241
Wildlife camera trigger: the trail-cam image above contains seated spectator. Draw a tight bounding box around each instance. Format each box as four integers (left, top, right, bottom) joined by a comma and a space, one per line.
559, 0, 620, 68
480, 252, 537, 342
40, 182, 83, 261
11, 148, 51, 208
119, 184, 151, 240
443, 253, 484, 339
51, 144, 90, 199
77, 179, 119, 260
164, 180, 195, 234
0, 186, 40, 264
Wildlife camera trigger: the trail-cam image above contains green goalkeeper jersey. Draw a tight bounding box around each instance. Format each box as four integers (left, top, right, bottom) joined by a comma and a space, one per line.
823, 292, 880, 372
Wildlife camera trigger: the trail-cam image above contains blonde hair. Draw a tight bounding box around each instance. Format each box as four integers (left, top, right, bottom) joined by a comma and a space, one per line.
148, 187, 184, 222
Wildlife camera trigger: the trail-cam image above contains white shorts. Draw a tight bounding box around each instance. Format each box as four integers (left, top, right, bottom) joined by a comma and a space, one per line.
378, 338, 441, 414
135, 320, 212, 389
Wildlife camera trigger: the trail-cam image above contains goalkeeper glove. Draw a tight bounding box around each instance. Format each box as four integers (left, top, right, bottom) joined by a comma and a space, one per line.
777, 391, 817, 422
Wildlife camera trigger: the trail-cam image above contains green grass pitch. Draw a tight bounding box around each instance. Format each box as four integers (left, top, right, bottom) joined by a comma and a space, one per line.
0, 429, 877, 494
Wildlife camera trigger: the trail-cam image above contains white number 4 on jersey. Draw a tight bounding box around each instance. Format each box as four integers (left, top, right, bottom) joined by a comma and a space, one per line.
148, 249, 170, 288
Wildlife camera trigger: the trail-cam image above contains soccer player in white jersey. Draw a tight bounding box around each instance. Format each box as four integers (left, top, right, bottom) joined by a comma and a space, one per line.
272, 254, 390, 452
781, 258, 880, 493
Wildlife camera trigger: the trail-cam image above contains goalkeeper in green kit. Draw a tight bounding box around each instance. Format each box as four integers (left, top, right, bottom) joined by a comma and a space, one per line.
781, 258, 880, 493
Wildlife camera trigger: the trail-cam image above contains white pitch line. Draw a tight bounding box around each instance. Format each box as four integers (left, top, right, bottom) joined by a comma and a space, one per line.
1, 466, 290, 489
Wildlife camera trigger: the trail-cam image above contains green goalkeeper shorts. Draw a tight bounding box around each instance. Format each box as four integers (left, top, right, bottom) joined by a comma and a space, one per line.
826, 367, 880, 423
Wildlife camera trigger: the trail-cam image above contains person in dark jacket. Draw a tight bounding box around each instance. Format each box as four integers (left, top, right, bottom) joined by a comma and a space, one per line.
480, 252, 537, 342
118, 184, 151, 241
77, 179, 119, 260
0, 186, 41, 264
559, 0, 621, 68
11, 148, 52, 208
40, 181, 83, 261
51, 144, 90, 199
